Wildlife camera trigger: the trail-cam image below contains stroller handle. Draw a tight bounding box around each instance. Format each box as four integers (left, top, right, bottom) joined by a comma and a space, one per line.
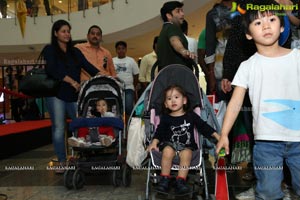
150, 59, 199, 81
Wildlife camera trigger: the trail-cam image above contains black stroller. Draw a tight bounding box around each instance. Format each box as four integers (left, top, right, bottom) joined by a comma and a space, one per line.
64, 75, 132, 189
127, 65, 220, 200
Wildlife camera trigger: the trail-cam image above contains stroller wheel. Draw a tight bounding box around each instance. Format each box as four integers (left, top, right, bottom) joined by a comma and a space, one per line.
112, 169, 122, 187
64, 169, 74, 189
122, 164, 132, 187
72, 168, 85, 190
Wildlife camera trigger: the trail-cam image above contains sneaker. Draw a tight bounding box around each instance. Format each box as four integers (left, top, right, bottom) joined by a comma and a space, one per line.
174, 178, 190, 195
99, 135, 114, 147
235, 187, 255, 200
68, 137, 85, 147
156, 176, 170, 193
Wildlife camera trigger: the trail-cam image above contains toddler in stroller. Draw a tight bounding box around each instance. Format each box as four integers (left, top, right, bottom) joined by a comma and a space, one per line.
64, 75, 131, 190
68, 98, 116, 147
130, 64, 222, 199
147, 84, 220, 195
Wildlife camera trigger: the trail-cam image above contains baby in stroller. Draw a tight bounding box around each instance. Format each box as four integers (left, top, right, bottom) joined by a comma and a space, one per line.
68, 98, 116, 147
64, 75, 128, 190
147, 85, 220, 195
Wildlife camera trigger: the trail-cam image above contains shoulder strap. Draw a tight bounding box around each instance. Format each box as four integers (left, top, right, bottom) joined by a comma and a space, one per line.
35, 47, 47, 67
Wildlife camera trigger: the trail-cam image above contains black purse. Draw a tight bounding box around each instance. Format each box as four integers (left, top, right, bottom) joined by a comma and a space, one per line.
19, 50, 60, 98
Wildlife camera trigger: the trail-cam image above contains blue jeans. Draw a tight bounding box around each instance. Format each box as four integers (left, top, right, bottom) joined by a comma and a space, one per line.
46, 97, 77, 162
125, 89, 134, 115
253, 141, 300, 200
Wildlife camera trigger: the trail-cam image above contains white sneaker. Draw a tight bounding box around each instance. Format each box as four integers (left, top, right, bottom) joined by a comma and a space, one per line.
99, 135, 114, 147
68, 137, 85, 147
235, 187, 255, 200
235, 185, 300, 200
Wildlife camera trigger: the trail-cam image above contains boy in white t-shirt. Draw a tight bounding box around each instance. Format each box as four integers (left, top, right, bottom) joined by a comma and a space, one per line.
216, 0, 300, 199
113, 41, 139, 124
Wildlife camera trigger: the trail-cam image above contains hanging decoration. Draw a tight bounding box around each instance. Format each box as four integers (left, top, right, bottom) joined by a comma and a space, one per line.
16, 0, 27, 38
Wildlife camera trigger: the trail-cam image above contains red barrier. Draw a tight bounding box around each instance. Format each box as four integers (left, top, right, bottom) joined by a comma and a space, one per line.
0, 87, 32, 99
0, 119, 52, 137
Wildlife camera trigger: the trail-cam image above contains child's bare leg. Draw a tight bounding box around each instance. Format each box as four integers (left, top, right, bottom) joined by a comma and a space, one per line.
156, 146, 175, 192
178, 149, 192, 178
172, 148, 192, 194
161, 146, 176, 175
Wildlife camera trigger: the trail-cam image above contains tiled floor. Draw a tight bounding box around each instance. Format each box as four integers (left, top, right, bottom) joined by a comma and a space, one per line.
0, 144, 254, 200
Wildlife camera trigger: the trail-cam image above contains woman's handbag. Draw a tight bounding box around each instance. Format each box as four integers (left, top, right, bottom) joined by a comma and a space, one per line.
19, 51, 60, 98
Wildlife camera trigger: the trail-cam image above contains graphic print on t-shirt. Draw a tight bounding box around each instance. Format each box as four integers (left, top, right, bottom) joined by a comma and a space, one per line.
262, 99, 300, 130
171, 120, 191, 146
115, 63, 127, 72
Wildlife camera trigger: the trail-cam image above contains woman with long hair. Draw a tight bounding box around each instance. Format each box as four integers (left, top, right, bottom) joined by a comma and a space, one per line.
43, 19, 100, 172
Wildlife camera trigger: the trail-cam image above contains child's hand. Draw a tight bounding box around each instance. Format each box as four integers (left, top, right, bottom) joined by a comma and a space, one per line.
147, 143, 157, 152
215, 135, 230, 155
147, 139, 159, 152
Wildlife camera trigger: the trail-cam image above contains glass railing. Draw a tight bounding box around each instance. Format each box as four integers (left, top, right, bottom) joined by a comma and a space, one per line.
0, 0, 121, 19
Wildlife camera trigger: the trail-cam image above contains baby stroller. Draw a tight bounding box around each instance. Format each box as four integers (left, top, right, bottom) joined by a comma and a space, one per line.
64, 75, 132, 189
127, 65, 220, 200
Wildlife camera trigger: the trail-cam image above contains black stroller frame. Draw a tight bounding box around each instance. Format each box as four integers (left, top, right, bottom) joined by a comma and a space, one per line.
64, 75, 132, 190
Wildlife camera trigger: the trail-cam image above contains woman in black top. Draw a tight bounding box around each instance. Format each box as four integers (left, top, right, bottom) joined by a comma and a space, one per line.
43, 19, 100, 172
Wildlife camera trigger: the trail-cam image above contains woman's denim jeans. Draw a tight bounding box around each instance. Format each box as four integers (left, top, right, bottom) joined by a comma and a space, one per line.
46, 97, 77, 162
124, 89, 134, 115
253, 141, 300, 199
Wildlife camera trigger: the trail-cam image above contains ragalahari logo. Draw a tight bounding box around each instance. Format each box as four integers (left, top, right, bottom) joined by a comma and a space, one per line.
230, 2, 247, 18
230, 2, 298, 18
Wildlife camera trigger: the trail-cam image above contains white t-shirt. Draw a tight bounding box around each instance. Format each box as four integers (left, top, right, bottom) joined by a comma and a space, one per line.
232, 49, 300, 142
185, 35, 198, 64
113, 56, 139, 90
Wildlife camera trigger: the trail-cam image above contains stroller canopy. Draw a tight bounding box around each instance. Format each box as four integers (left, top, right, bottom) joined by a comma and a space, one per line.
148, 64, 202, 115
78, 75, 124, 117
